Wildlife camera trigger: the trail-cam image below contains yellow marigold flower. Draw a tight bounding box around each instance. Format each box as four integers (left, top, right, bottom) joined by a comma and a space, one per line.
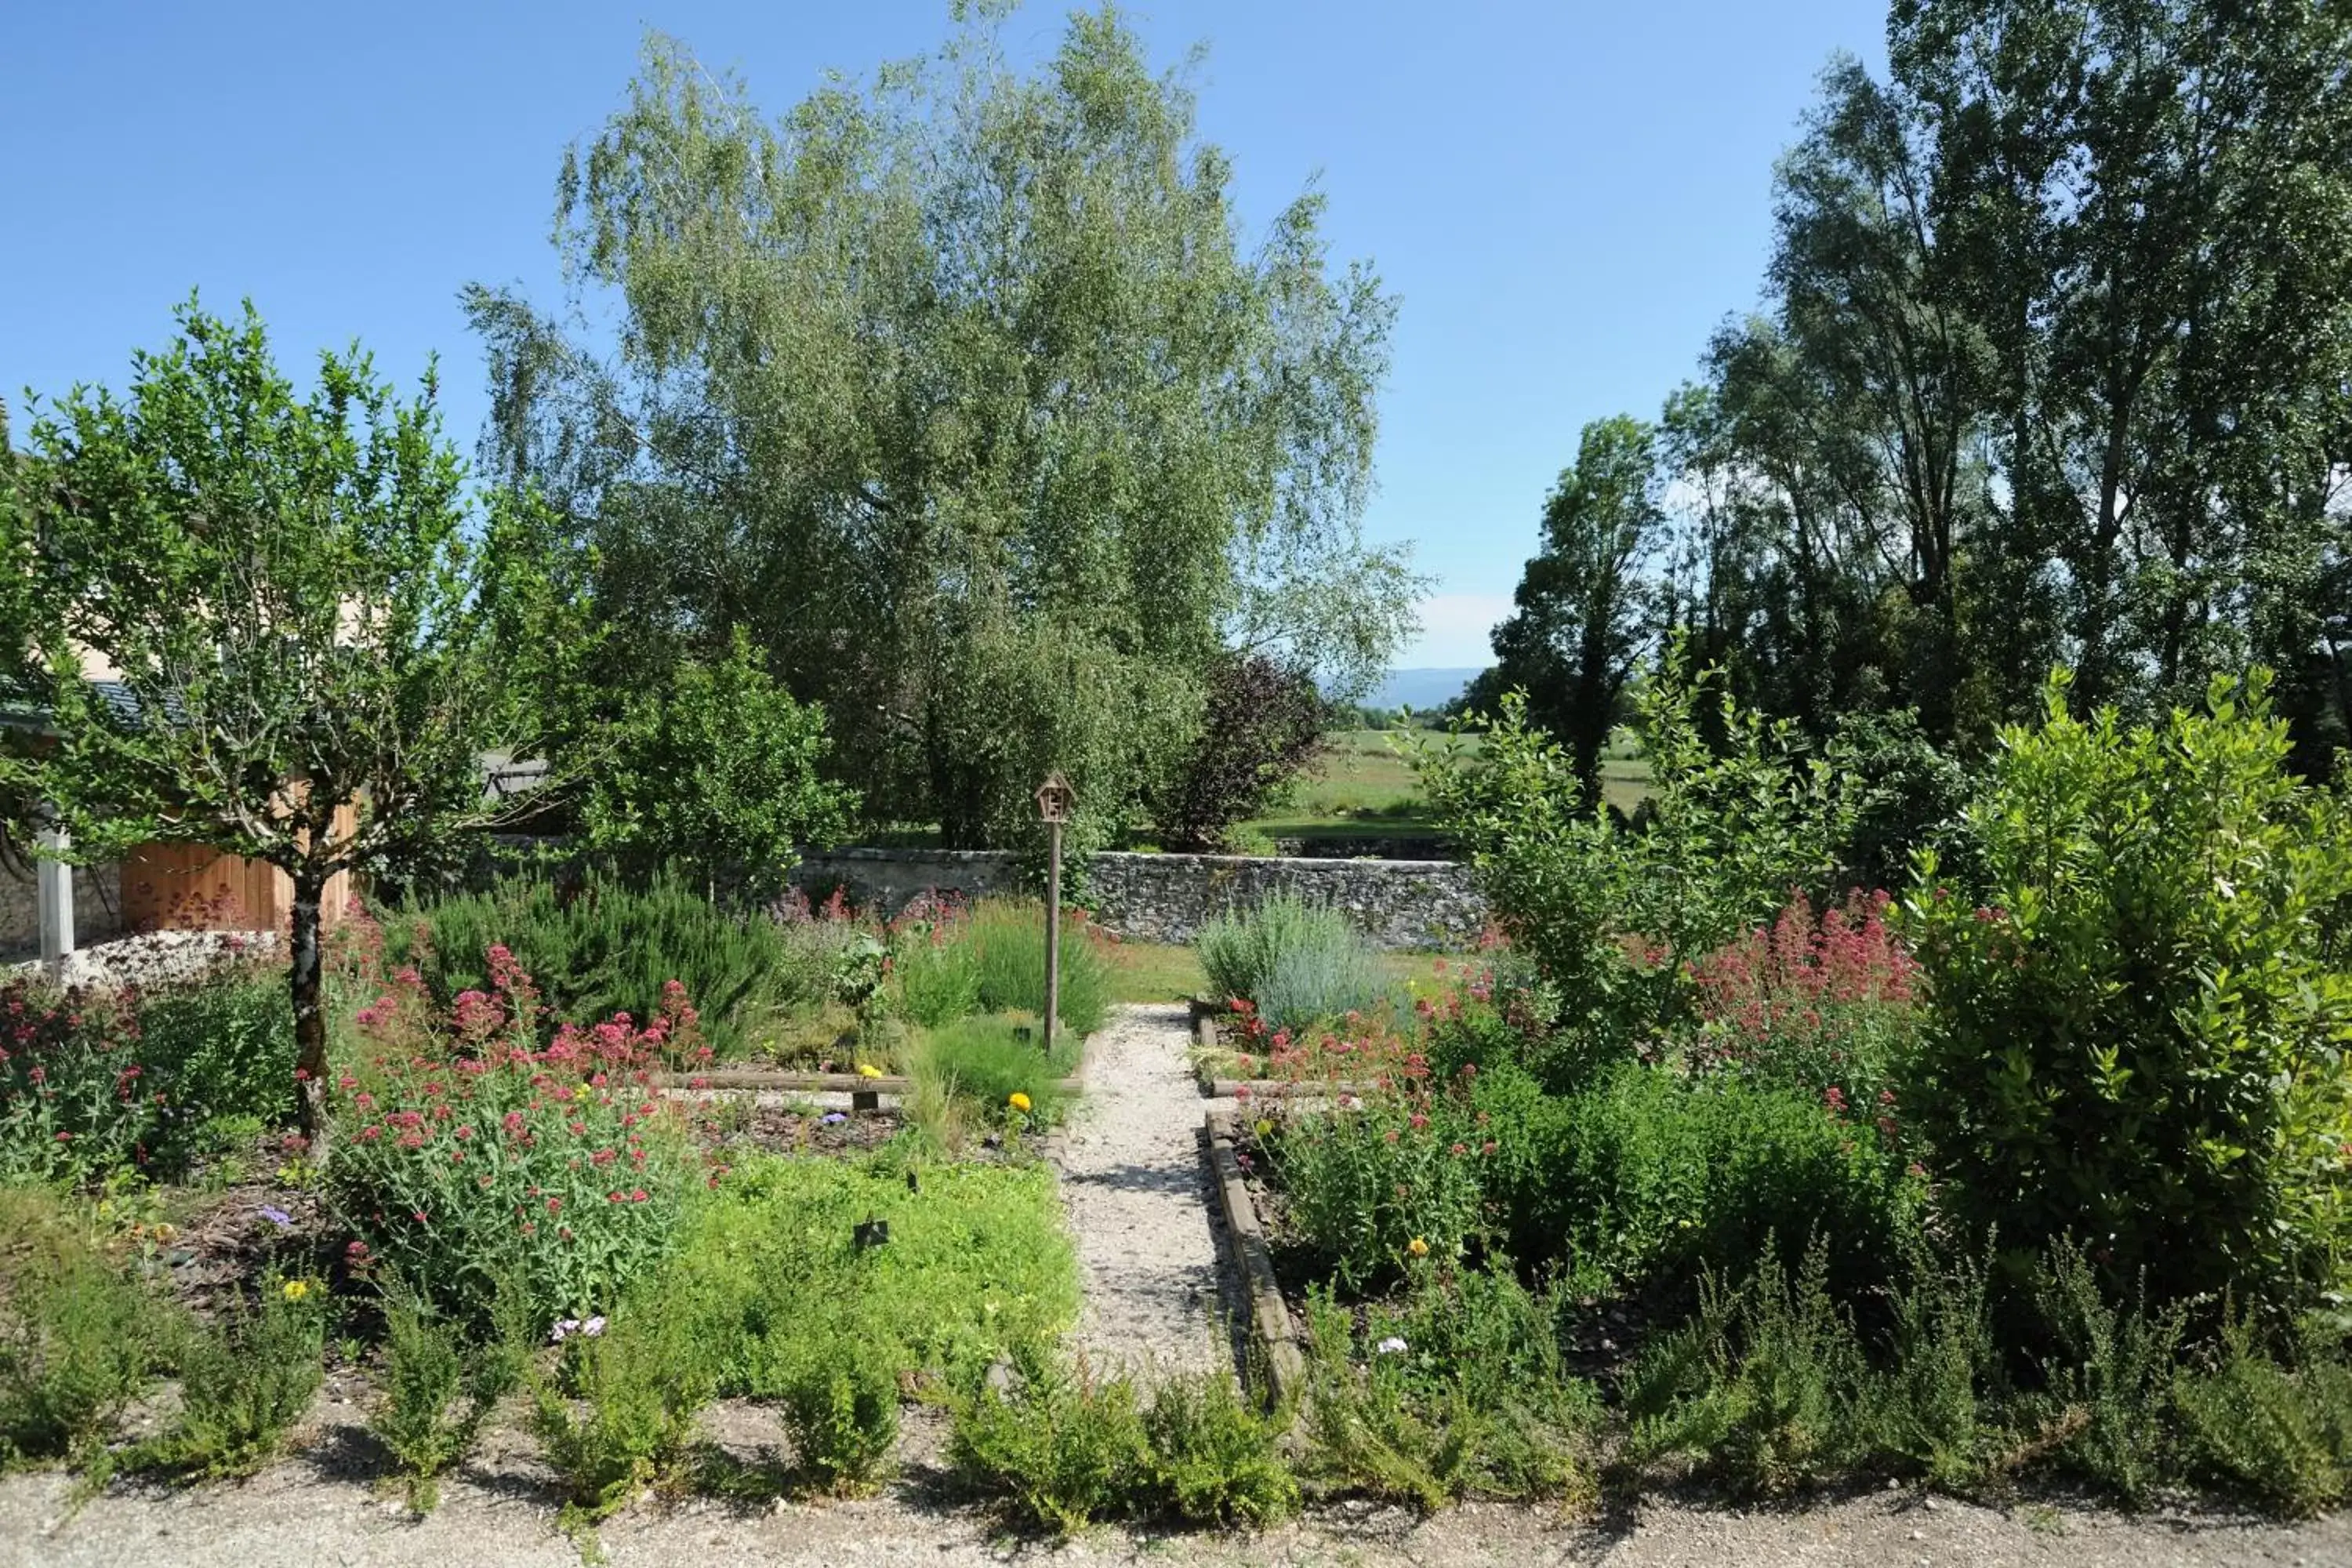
151, 1223, 178, 1244
1007, 1091, 1033, 1113
1406, 1236, 1430, 1258
856, 1063, 883, 1080
281, 1279, 310, 1302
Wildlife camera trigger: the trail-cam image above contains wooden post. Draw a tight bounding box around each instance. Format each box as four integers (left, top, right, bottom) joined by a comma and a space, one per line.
1033, 772, 1076, 1057
1044, 818, 1062, 1058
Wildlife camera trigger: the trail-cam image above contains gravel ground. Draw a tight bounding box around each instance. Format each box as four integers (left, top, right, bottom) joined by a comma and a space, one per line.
4, 1401, 2346, 1568
1051, 1003, 1234, 1377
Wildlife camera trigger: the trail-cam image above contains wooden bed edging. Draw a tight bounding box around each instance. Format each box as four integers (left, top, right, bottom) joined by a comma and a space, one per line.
1203, 1106, 1305, 1405
651, 1070, 1083, 1094
1206, 1078, 1372, 1100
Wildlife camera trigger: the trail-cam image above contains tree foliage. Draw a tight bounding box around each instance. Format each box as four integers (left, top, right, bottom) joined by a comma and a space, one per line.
0, 299, 555, 1136
1468, 415, 1665, 808
579, 629, 858, 894
469, 9, 1421, 850
1508, 0, 2352, 771
1415, 646, 1854, 1055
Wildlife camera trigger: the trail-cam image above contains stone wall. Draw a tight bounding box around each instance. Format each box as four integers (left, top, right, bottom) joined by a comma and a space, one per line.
0, 858, 124, 960
790, 847, 1485, 950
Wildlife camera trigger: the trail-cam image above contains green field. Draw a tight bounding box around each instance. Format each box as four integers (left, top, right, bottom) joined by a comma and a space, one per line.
1242, 728, 1650, 840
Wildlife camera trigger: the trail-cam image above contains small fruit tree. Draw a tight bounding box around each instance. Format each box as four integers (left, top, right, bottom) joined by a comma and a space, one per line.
0, 299, 565, 1147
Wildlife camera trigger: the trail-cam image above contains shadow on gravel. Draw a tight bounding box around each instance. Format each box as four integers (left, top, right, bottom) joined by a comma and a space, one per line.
293, 1420, 399, 1488
1059, 1160, 1210, 1196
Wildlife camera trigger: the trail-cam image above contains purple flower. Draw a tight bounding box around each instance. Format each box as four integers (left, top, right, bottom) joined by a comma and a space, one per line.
550, 1317, 582, 1343
820, 1112, 847, 1126
258, 1205, 292, 1229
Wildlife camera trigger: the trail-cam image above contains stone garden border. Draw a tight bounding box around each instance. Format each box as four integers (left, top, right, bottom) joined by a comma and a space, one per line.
1202, 1103, 1305, 1404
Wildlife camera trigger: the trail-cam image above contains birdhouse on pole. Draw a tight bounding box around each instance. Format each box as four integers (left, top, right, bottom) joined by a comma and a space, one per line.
1034, 772, 1076, 824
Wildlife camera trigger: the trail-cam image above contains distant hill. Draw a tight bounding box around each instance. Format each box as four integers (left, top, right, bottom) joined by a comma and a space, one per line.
1366, 667, 1486, 713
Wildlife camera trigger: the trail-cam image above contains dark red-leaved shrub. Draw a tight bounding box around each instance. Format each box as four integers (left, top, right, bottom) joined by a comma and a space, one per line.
1155, 654, 1329, 851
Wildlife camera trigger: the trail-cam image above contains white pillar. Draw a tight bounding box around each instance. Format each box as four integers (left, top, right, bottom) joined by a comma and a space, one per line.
35, 824, 73, 966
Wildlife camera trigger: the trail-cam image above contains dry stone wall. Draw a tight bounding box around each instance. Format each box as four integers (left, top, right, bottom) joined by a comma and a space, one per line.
789, 847, 1485, 950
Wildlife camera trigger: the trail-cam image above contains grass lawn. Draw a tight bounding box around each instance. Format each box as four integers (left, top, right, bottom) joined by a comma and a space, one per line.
1104, 938, 1207, 1003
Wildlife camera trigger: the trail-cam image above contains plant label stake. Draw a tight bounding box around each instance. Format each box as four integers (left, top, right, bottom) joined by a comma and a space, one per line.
1034, 772, 1076, 1057
855, 1217, 890, 1250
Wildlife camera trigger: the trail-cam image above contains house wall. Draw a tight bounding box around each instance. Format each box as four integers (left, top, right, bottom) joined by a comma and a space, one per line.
0, 858, 122, 959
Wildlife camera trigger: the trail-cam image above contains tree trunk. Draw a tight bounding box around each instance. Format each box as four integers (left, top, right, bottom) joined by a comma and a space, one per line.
290, 867, 330, 1158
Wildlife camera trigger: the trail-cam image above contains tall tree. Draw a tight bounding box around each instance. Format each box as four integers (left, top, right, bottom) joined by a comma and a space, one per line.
1654, 0, 2352, 766
0, 301, 558, 1145
1474, 416, 1665, 807
469, 11, 1422, 855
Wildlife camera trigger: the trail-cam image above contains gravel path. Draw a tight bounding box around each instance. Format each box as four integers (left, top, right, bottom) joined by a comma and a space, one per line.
1053, 1002, 1234, 1377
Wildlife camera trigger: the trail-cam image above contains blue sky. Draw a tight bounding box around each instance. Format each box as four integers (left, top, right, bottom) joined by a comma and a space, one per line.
2, 1, 1887, 668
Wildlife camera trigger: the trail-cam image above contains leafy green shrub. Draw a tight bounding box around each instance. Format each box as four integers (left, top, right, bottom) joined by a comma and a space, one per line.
576, 627, 858, 895
133, 966, 296, 1168
141, 1272, 325, 1479
1299, 1282, 1596, 1510
1624, 1240, 1871, 1496
1141, 1370, 1299, 1526
1825, 708, 1974, 896
775, 1330, 900, 1494
1413, 653, 1853, 1048
1472, 1061, 1919, 1303
529, 1305, 716, 1525
2031, 1242, 2188, 1504
959, 900, 1112, 1038
2176, 1313, 2352, 1515
391, 870, 809, 1058
1271, 1090, 1485, 1293
328, 957, 707, 1328
0, 1191, 176, 1470
946, 1351, 1154, 1536
915, 1016, 1076, 1129
1904, 671, 2352, 1313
